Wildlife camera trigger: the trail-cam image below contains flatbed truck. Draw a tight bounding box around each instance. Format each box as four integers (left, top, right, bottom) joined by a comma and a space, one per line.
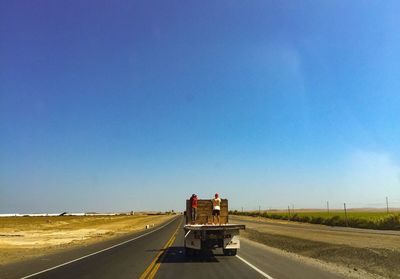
184, 199, 245, 256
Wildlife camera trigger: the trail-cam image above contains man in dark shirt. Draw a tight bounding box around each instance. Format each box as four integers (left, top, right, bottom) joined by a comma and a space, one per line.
190, 194, 198, 223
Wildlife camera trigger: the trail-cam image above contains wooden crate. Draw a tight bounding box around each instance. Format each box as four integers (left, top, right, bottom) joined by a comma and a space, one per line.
186, 199, 228, 224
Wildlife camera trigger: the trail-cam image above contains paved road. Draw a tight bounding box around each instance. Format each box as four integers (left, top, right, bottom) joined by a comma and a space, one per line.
1, 216, 345, 279
155, 219, 344, 279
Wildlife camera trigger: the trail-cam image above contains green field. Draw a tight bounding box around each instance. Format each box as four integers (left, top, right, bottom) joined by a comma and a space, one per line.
230, 210, 400, 230
286, 211, 390, 219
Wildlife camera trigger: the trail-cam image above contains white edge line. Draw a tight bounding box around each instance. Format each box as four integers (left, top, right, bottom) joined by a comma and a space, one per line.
236, 255, 274, 279
20, 217, 179, 279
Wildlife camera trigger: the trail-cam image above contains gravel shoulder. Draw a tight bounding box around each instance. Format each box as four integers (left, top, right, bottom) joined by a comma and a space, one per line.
231, 215, 400, 279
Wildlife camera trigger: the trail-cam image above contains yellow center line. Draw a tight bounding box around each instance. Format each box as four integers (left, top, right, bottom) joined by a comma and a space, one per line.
139, 219, 182, 279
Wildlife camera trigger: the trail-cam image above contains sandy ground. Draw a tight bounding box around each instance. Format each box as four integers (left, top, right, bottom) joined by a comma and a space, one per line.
0, 214, 174, 266
231, 215, 400, 279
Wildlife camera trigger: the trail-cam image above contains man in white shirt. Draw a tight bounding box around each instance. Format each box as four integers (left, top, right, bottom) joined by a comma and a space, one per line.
212, 193, 221, 225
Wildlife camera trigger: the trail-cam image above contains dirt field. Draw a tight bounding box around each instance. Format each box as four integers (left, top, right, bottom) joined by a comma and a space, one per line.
231, 215, 400, 279
0, 214, 174, 266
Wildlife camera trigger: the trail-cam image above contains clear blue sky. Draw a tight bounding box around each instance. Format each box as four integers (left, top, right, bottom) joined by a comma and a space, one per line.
1, 1, 400, 213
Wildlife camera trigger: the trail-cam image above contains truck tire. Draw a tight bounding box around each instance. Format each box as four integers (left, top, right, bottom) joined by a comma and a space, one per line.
223, 248, 237, 256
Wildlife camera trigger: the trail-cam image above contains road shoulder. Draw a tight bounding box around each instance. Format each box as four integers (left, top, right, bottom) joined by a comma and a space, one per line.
232, 215, 398, 278
240, 238, 382, 279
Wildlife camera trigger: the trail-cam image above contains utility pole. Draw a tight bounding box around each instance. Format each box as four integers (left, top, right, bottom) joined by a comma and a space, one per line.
259, 205, 261, 216
288, 205, 291, 221
344, 203, 348, 227
241, 206, 243, 213
386, 197, 389, 214
292, 204, 294, 215
327, 201, 330, 215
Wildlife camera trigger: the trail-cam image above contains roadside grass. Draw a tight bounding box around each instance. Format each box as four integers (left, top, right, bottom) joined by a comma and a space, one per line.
230, 210, 400, 230
0, 214, 168, 231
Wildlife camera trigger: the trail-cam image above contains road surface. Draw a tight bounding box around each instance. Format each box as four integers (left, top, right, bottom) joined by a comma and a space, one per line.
0, 216, 345, 279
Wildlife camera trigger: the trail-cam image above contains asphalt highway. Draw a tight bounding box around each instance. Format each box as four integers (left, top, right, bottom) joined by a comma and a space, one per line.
155, 219, 344, 279
1, 216, 346, 279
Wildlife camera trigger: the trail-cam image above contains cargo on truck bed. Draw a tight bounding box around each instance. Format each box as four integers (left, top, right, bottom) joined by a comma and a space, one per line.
185, 198, 229, 224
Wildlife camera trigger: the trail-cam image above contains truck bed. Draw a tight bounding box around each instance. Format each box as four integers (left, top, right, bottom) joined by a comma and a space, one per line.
184, 223, 245, 231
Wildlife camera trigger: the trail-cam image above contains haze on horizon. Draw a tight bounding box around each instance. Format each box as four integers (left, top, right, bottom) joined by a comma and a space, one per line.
1, 1, 400, 213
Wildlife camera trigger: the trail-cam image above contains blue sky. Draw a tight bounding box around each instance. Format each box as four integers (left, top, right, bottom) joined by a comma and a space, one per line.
1, 1, 400, 213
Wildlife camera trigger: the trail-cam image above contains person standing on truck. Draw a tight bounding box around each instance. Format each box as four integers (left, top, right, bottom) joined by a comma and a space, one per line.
190, 194, 198, 223
212, 193, 221, 225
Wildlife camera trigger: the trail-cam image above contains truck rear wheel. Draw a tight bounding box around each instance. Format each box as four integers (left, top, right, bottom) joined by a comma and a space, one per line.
223, 248, 237, 256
